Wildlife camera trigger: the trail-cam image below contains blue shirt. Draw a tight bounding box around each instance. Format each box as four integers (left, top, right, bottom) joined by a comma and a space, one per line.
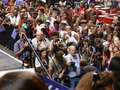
14, 38, 32, 60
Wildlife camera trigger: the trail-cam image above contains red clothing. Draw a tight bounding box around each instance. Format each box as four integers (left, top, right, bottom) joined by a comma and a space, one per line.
111, 8, 117, 14
78, 8, 86, 15
66, 10, 70, 17
72, 11, 77, 15
36, 6, 45, 12
117, 10, 120, 15
61, 19, 68, 23
47, 29, 54, 37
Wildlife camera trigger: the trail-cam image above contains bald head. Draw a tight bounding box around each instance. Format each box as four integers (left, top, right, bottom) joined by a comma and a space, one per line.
69, 45, 76, 56
69, 45, 76, 50
36, 31, 43, 41
36, 31, 43, 36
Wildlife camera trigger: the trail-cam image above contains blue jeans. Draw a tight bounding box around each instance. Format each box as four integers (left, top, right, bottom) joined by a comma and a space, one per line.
69, 76, 80, 90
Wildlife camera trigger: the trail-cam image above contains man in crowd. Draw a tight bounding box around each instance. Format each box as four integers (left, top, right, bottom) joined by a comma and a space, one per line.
50, 32, 67, 55
1, 0, 120, 89
14, 29, 32, 67
67, 45, 82, 90
32, 31, 50, 54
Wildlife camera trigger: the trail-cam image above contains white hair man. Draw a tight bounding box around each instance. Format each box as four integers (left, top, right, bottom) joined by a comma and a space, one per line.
67, 45, 83, 90
32, 31, 50, 53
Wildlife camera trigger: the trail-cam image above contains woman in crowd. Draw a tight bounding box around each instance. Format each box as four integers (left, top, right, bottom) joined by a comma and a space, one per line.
113, 37, 120, 47
0, 0, 120, 89
76, 71, 115, 90
35, 48, 49, 76
109, 37, 120, 59
113, 30, 119, 37
102, 48, 110, 71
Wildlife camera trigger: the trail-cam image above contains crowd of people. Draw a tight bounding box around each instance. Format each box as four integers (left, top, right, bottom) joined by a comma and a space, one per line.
0, 0, 120, 90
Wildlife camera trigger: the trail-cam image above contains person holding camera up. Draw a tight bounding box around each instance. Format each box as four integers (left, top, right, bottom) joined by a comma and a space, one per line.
91, 38, 104, 71
32, 31, 50, 54
50, 32, 67, 55
49, 51, 67, 84
14, 29, 33, 68
67, 45, 83, 90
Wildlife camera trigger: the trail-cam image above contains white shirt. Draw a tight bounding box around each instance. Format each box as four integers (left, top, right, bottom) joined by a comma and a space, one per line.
15, 15, 20, 25
50, 17, 56, 29
59, 1, 66, 6
67, 54, 81, 77
36, 24, 45, 32
32, 37, 50, 49
35, 57, 47, 67
66, 31, 79, 45
59, 30, 68, 38
8, 16, 16, 24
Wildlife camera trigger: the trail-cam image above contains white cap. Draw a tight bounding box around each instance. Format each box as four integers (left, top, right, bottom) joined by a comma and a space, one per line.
41, 0, 46, 3
61, 21, 68, 25
40, 24, 45, 29
45, 20, 50, 23
21, 9, 26, 12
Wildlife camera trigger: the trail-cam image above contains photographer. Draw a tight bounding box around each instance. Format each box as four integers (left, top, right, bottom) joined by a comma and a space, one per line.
14, 29, 33, 68
32, 31, 50, 54
35, 48, 49, 76
50, 32, 67, 55
92, 38, 104, 71
67, 45, 83, 90
82, 39, 90, 63
49, 51, 67, 84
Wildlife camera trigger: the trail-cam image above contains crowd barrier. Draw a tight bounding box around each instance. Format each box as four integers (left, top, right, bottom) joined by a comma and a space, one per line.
0, 24, 19, 51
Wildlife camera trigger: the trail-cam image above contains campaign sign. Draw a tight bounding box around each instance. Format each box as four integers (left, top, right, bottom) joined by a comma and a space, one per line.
16, 0, 24, 6
1, 0, 9, 4
0, 25, 6, 32
11, 28, 18, 40
88, 0, 95, 3
37, 73, 70, 90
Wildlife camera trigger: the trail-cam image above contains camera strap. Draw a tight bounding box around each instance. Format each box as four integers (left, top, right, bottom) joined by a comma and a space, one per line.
37, 40, 42, 47
51, 58, 63, 75
51, 58, 59, 72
